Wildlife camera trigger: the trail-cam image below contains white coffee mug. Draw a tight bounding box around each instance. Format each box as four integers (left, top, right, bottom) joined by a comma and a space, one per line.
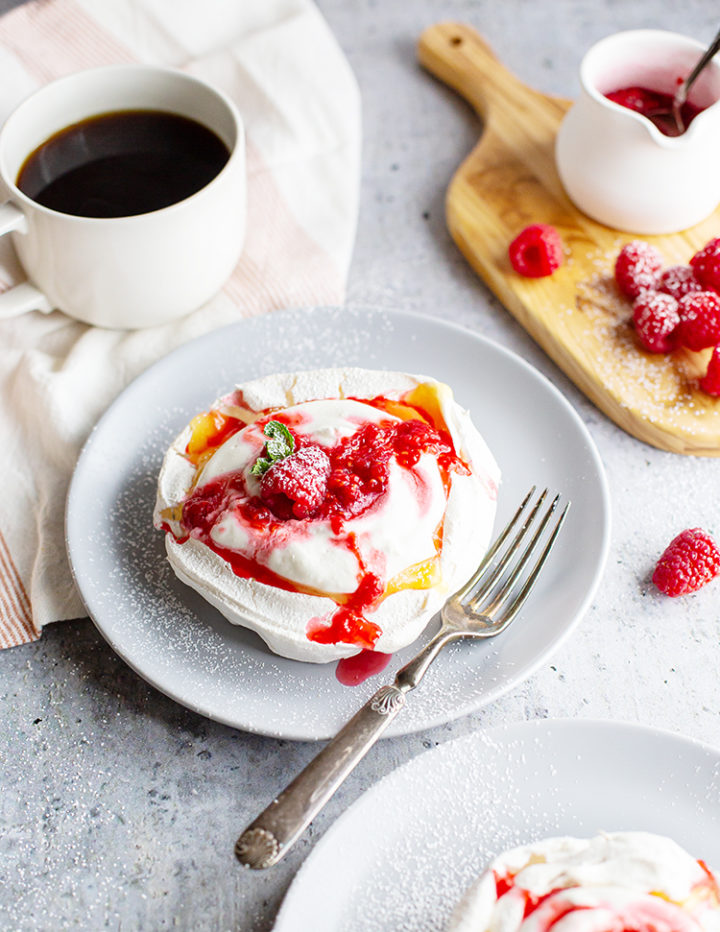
0, 64, 246, 329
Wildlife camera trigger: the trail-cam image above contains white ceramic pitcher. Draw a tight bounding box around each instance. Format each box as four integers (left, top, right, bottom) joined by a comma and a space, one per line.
0, 65, 246, 328
556, 30, 720, 234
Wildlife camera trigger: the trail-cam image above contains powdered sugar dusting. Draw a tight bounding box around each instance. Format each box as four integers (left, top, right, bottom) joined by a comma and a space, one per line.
659, 265, 702, 300
274, 722, 720, 932
614, 241, 663, 299
282, 728, 568, 932
66, 307, 609, 740
572, 259, 720, 434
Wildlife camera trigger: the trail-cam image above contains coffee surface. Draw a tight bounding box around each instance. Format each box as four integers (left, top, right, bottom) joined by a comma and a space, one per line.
17, 109, 230, 218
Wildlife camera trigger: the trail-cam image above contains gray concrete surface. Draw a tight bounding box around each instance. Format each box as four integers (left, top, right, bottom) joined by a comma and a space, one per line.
2, 1, 720, 929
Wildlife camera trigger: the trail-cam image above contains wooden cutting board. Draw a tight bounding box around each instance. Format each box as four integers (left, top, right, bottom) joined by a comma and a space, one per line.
418, 22, 720, 456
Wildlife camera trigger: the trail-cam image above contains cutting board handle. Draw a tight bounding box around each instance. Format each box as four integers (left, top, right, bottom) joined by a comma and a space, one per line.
418, 22, 536, 119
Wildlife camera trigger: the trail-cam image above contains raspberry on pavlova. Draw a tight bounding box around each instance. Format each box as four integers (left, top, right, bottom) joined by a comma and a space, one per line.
448, 832, 720, 932
154, 368, 500, 663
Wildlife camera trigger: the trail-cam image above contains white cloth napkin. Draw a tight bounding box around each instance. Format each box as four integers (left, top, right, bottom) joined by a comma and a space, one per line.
0, 0, 360, 648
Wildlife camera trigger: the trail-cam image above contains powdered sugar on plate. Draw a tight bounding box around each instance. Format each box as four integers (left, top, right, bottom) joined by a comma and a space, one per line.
66, 306, 609, 741
274, 721, 720, 932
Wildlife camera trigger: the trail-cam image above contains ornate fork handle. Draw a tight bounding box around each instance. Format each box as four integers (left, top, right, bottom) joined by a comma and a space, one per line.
236, 488, 567, 870
236, 682, 406, 869
236, 628, 461, 869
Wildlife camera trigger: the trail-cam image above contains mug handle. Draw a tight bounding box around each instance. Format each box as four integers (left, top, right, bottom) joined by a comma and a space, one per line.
0, 202, 52, 319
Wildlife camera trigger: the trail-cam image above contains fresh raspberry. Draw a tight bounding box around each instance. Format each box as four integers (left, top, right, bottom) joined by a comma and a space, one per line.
658, 265, 702, 300
652, 528, 720, 597
690, 237, 720, 292
700, 346, 720, 396
614, 241, 663, 299
260, 445, 331, 519
326, 422, 390, 517
632, 291, 680, 353
676, 291, 720, 350
508, 224, 564, 278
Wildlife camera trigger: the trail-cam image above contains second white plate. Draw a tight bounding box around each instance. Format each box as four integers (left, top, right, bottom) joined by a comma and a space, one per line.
66, 307, 610, 740
274, 719, 720, 931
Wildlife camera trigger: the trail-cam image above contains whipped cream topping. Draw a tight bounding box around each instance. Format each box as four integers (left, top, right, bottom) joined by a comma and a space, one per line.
192, 399, 447, 594
449, 832, 720, 932
154, 368, 500, 663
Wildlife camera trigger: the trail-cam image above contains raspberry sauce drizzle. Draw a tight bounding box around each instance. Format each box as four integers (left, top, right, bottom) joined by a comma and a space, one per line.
494, 871, 628, 929
170, 393, 468, 652
493, 864, 718, 930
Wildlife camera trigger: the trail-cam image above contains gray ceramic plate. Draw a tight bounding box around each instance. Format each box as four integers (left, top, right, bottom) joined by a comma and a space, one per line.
66, 307, 610, 740
273, 719, 720, 931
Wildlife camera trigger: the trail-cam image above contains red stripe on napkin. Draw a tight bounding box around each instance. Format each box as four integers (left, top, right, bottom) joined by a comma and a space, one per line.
0, 0, 136, 84
0, 0, 347, 649
0, 0, 137, 649
0, 527, 37, 648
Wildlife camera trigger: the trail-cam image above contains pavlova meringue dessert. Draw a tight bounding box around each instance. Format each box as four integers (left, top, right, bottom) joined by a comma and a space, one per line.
154, 367, 500, 662
448, 831, 720, 932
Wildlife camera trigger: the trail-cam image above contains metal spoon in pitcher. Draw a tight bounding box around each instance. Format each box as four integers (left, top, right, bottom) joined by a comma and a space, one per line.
651, 25, 720, 136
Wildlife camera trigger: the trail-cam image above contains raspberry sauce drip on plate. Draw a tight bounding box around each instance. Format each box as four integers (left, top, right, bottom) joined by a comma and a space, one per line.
335, 650, 392, 686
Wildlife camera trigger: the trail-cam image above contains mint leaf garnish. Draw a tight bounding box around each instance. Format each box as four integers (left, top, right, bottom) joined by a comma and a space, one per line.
250, 457, 272, 476
264, 420, 294, 458
250, 420, 295, 476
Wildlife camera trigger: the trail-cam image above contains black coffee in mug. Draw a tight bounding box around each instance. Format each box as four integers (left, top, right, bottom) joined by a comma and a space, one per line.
16, 109, 230, 218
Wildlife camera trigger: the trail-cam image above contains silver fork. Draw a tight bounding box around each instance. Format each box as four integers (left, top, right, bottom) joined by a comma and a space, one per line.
236, 486, 569, 870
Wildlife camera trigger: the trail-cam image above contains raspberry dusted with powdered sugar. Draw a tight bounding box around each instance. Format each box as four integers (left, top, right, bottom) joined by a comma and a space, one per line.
260, 445, 331, 519
614, 241, 663, 299
690, 237, 720, 292
632, 291, 680, 353
676, 291, 720, 351
652, 528, 720, 597
700, 346, 720, 396
658, 265, 703, 301
508, 224, 564, 278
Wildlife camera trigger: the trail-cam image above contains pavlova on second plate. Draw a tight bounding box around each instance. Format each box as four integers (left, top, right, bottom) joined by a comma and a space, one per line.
154, 367, 500, 662
449, 831, 720, 932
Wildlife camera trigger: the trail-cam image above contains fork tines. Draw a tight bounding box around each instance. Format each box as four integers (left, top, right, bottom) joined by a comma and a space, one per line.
458, 486, 570, 628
